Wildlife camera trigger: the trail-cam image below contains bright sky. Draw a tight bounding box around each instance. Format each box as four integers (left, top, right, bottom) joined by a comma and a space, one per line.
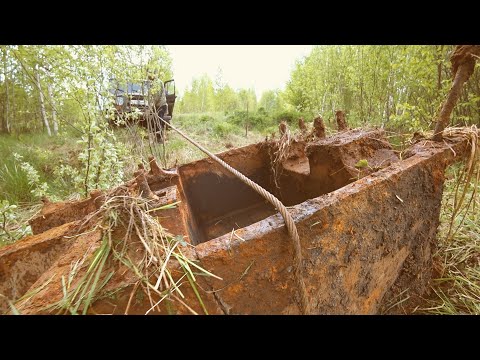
167, 45, 313, 98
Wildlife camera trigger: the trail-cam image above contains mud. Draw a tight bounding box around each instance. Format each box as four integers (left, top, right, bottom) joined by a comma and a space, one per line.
195, 148, 453, 314
335, 110, 348, 131
179, 129, 399, 244
0, 127, 473, 314
0, 221, 80, 312
29, 194, 103, 235
312, 116, 326, 139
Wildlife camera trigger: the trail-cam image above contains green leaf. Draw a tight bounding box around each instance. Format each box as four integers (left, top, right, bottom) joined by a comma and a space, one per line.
355, 159, 369, 168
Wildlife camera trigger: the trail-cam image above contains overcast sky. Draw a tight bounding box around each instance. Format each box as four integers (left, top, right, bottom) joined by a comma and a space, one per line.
166, 45, 313, 98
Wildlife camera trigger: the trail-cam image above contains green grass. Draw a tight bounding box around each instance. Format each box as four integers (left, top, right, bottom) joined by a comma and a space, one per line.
170, 113, 265, 162
423, 164, 480, 314
0, 112, 269, 204
0, 131, 83, 204
0, 159, 33, 204
0, 131, 84, 246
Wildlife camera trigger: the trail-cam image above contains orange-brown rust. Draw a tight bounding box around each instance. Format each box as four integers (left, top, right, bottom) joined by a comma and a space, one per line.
313, 116, 326, 139
335, 110, 348, 131
194, 144, 460, 314
0, 221, 80, 313
298, 118, 307, 133
1, 129, 474, 314
134, 169, 158, 200
148, 156, 177, 179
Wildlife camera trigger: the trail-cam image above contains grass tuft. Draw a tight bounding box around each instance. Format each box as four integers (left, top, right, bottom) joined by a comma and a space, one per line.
424, 126, 480, 314
21, 187, 220, 315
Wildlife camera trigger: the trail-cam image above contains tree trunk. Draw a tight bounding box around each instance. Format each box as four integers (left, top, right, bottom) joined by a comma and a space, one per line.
47, 83, 58, 135
35, 67, 51, 136
359, 80, 364, 123
359, 48, 365, 124
433, 69, 469, 135
437, 45, 444, 91
10, 71, 14, 133
2, 48, 10, 133
5, 73, 9, 133
385, 95, 391, 125
473, 72, 480, 125
4, 65, 10, 133
245, 101, 249, 138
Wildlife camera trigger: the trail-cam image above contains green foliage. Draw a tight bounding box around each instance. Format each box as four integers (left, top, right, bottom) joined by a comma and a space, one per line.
69, 120, 127, 197
273, 110, 308, 126
258, 90, 284, 113
227, 110, 249, 126
0, 133, 66, 203
225, 108, 311, 132
199, 114, 214, 123
0, 161, 35, 204
355, 159, 369, 168
0, 120, 127, 204
0, 200, 31, 246
12, 153, 49, 199
176, 73, 262, 115
177, 74, 216, 113
285, 45, 480, 131
213, 121, 236, 137
0, 45, 173, 135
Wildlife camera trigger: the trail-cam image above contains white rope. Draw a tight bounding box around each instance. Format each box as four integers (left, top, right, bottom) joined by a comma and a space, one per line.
153, 115, 311, 314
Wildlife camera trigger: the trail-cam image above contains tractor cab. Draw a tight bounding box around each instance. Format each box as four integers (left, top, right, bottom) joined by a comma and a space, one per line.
110, 78, 176, 125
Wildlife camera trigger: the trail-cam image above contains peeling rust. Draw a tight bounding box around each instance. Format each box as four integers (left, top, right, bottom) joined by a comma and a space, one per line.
313, 116, 326, 139
335, 110, 348, 131
1, 128, 475, 314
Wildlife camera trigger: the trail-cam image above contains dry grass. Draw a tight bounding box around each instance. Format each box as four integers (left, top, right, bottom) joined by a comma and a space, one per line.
267, 122, 293, 190
421, 126, 480, 314
16, 187, 221, 315
424, 169, 480, 314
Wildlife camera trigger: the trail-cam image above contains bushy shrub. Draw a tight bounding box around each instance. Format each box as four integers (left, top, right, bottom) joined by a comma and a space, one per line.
271, 110, 312, 126
199, 115, 215, 123
214, 122, 236, 137
226, 111, 248, 127
0, 200, 31, 245
12, 153, 49, 200
226, 109, 312, 132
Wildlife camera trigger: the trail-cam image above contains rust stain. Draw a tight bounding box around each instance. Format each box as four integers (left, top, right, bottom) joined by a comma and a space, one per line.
0, 128, 474, 314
